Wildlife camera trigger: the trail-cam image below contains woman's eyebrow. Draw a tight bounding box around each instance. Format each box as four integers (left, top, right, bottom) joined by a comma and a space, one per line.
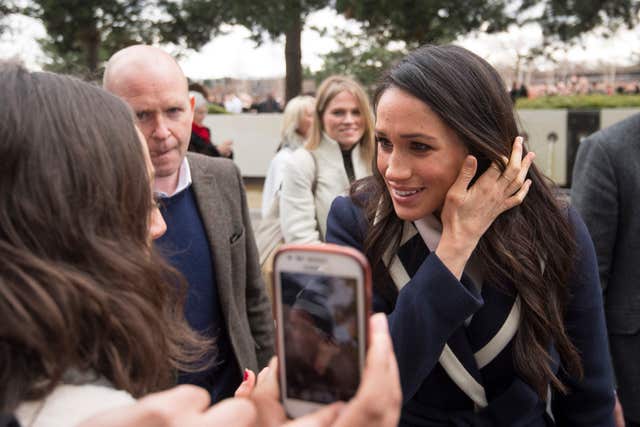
375, 129, 437, 140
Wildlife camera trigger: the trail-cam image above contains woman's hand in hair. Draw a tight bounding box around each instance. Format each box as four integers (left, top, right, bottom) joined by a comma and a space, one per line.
436, 136, 535, 279
78, 385, 257, 427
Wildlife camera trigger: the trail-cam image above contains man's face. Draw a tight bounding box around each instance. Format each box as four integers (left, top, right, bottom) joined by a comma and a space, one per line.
117, 73, 194, 180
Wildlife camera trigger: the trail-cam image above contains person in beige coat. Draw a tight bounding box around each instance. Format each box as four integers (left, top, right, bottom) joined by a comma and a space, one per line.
280, 76, 375, 243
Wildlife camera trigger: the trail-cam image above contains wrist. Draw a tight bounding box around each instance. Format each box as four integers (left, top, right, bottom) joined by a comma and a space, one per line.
435, 233, 477, 280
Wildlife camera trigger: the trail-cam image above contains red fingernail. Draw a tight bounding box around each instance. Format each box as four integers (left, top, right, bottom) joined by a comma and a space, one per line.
243, 369, 249, 382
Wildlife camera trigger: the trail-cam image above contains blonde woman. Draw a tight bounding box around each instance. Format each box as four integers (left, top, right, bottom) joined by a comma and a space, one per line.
261, 95, 315, 219
280, 76, 375, 243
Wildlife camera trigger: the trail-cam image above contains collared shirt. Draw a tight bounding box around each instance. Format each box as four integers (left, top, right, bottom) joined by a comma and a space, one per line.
155, 156, 192, 199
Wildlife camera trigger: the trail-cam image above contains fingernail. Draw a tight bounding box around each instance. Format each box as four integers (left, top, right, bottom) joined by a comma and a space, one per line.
243, 369, 249, 382
516, 136, 523, 144
465, 156, 474, 167
371, 313, 389, 334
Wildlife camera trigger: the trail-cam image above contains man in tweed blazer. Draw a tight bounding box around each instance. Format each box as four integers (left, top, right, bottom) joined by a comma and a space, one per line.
572, 113, 640, 427
104, 45, 274, 403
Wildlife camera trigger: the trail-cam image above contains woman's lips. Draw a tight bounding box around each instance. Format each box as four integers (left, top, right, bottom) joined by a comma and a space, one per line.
390, 187, 425, 203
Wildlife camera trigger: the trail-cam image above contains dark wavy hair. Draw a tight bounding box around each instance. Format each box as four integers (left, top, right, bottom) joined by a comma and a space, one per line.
352, 45, 582, 398
0, 63, 210, 413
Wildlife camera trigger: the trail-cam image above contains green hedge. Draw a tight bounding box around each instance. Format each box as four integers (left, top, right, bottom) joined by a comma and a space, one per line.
208, 103, 229, 114
516, 94, 640, 109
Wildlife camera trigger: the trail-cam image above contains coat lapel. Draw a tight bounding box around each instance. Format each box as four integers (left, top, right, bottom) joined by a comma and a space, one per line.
382, 219, 522, 409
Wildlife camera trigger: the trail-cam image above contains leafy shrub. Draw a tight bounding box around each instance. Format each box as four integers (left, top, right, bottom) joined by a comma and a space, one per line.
516, 95, 640, 109
208, 103, 229, 114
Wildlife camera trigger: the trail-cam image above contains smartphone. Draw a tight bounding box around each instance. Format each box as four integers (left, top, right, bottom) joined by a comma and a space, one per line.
272, 243, 371, 418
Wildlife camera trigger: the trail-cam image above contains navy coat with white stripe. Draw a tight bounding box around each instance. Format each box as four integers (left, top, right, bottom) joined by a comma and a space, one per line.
326, 195, 615, 426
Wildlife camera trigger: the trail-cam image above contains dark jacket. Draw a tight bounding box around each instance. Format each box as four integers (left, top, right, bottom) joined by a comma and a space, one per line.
571, 113, 640, 422
187, 153, 274, 370
327, 196, 615, 426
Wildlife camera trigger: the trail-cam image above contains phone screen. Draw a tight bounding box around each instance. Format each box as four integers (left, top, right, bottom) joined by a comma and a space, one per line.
280, 271, 360, 403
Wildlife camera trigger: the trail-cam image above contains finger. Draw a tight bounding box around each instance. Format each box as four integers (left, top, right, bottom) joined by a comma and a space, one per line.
204, 397, 257, 426
235, 369, 257, 398
254, 356, 280, 400
505, 151, 536, 196
284, 403, 343, 427
448, 155, 477, 195
367, 313, 393, 370
359, 314, 401, 404
501, 136, 524, 182
502, 179, 532, 212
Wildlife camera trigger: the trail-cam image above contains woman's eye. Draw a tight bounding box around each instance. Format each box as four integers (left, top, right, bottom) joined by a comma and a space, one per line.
376, 137, 392, 150
410, 142, 431, 152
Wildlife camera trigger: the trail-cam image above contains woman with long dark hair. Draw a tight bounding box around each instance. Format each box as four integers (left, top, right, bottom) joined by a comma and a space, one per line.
0, 62, 210, 425
326, 45, 615, 425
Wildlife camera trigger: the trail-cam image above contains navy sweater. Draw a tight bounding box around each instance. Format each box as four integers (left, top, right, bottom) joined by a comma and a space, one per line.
156, 187, 240, 403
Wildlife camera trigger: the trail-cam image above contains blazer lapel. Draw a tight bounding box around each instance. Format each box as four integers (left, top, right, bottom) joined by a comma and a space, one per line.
188, 156, 234, 326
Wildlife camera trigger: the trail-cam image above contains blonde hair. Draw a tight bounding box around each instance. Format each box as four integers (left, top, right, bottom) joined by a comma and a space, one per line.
306, 75, 375, 165
280, 95, 315, 147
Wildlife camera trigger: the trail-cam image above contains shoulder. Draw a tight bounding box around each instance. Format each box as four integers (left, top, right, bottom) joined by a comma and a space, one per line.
283, 148, 315, 180
330, 195, 360, 218
288, 147, 314, 163
187, 152, 241, 182
16, 384, 134, 427
326, 195, 370, 244
581, 113, 640, 154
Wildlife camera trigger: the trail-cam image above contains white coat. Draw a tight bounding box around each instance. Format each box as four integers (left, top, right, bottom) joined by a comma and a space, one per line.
279, 134, 371, 243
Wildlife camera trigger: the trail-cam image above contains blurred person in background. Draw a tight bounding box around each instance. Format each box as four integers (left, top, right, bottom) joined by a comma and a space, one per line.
188, 91, 234, 158
279, 76, 375, 243
256, 93, 283, 113
261, 95, 315, 219
224, 92, 243, 113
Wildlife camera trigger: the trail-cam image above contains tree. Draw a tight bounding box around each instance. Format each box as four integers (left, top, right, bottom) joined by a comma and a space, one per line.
0, 1, 17, 36
19, 0, 169, 76
335, 0, 514, 46
520, 0, 640, 42
311, 28, 406, 90
169, 0, 330, 101
336, 0, 639, 47
232, 0, 332, 101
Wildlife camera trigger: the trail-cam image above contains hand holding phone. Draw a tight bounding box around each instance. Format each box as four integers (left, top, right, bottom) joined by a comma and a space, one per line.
272, 243, 371, 418
235, 313, 401, 427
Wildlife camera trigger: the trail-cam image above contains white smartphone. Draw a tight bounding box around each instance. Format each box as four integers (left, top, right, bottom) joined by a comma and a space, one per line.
272, 243, 371, 418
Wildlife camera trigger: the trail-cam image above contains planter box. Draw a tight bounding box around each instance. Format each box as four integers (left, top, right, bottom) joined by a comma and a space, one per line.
519, 108, 639, 186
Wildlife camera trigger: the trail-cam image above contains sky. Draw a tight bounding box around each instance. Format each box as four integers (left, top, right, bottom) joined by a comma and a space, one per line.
1, 7, 638, 80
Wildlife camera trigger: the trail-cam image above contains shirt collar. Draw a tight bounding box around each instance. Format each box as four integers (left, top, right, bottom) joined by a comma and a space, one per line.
155, 156, 192, 199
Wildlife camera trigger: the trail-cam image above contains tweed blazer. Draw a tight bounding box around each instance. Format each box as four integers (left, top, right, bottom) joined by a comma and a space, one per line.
279, 135, 371, 243
571, 113, 640, 420
327, 195, 615, 426
187, 153, 274, 371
